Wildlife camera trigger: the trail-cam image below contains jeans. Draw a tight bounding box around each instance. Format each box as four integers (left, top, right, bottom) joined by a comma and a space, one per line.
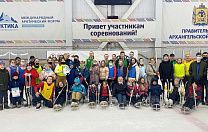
116, 94, 126, 104
12, 97, 21, 105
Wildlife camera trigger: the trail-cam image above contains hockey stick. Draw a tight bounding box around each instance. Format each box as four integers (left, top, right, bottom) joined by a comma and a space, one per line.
53, 86, 66, 106
193, 84, 197, 111
109, 82, 113, 107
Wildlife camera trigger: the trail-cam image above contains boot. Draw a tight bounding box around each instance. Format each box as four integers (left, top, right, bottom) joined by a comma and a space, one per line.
4, 103, 10, 109
12, 105, 17, 109
0, 104, 3, 110
17, 105, 21, 108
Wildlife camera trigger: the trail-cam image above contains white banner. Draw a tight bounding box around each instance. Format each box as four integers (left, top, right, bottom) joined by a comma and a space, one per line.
72, 21, 156, 41
0, 2, 65, 41
47, 50, 138, 62
162, 2, 208, 44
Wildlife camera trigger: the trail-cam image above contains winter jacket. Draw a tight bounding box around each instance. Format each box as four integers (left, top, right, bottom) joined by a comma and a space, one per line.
22, 69, 39, 87
189, 61, 207, 81
159, 60, 174, 80
67, 68, 76, 84
99, 67, 109, 80
0, 68, 9, 91
126, 82, 138, 97
89, 86, 98, 96
146, 63, 159, 85
32, 65, 43, 84
39, 69, 56, 81
138, 83, 149, 97
112, 82, 127, 96
73, 61, 80, 69
89, 64, 100, 85
185, 85, 202, 99
126, 63, 139, 81
71, 78, 86, 96
86, 56, 97, 70
149, 78, 162, 96
9, 79, 23, 92
75, 66, 89, 79
183, 58, 195, 76
55, 86, 66, 98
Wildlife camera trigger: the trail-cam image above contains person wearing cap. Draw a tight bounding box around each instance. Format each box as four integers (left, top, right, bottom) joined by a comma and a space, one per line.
32, 58, 43, 85
0, 61, 10, 110
170, 54, 176, 65
182, 52, 195, 91
201, 52, 208, 105
22, 63, 39, 106
34, 76, 55, 110
159, 54, 174, 90
67, 62, 76, 88
17, 59, 27, 101
182, 81, 202, 111
55, 58, 70, 87
86, 51, 98, 70
6, 59, 17, 81
89, 59, 100, 85
9, 72, 23, 108
39, 64, 56, 82
29, 56, 35, 66
15, 57, 21, 67
189, 52, 207, 105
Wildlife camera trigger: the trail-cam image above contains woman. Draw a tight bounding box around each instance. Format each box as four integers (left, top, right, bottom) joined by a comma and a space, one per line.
146, 57, 159, 85
89, 59, 100, 85
138, 58, 146, 81
55, 58, 70, 87
99, 60, 109, 83
126, 58, 139, 82
137, 77, 149, 102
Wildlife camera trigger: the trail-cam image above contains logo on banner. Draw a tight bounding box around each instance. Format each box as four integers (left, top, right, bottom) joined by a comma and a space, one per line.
192, 3, 208, 26
0, 12, 18, 30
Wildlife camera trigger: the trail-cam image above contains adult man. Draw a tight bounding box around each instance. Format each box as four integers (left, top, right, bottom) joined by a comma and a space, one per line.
86, 51, 97, 70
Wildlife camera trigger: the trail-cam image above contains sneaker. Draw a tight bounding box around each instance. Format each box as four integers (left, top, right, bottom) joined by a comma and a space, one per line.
17, 105, 21, 108
119, 104, 123, 108
57, 104, 62, 109
53, 104, 58, 109
36, 103, 41, 110
75, 102, 78, 107
71, 102, 75, 107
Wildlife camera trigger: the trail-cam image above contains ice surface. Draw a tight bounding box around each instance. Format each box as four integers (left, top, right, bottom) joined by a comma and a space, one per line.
0, 103, 208, 132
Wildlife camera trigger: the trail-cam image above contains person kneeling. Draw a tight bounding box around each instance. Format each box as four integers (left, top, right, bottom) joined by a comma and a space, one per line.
34, 76, 55, 110
182, 81, 201, 112
113, 77, 127, 108
70, 78, 86, 107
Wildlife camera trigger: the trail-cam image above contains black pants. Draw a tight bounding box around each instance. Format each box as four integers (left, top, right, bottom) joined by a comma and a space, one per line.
37, 94, 53, 108
169, 92, 179, 104
55, 95, 66, 106
183, 98, 199, 109
99, 79, 105, 84
127, 96, 137, 104
89, 95, 96, 102
138, 94, 147, 102
107, 80, 115, 91
0, 90, 8, 104
100, 96, 108, 102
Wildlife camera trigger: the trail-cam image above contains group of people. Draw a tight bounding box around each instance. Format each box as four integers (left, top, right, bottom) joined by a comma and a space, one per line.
0, 50, 207, 112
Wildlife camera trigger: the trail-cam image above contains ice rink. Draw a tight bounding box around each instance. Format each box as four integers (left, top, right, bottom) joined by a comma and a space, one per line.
0, 103, 208, 132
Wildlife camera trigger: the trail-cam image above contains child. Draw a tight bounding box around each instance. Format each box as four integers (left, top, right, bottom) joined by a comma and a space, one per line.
39, 64, 56, 81
99, 81, 111, 104
138, 77, 149, 103
17, 59, 26, 101
22, 63, 39, 106
149, 77, 162, 109
113, 77, 127, 108
70, 78, 86, 107
126, 78, 138, 107
88, 82, 98, 103
34, 76, 55, 110
166, 79, 180, 106
0, 61, 10, 110
9, 72, 23, 108
54, 82, 66, 110
182, 81, 201, 111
